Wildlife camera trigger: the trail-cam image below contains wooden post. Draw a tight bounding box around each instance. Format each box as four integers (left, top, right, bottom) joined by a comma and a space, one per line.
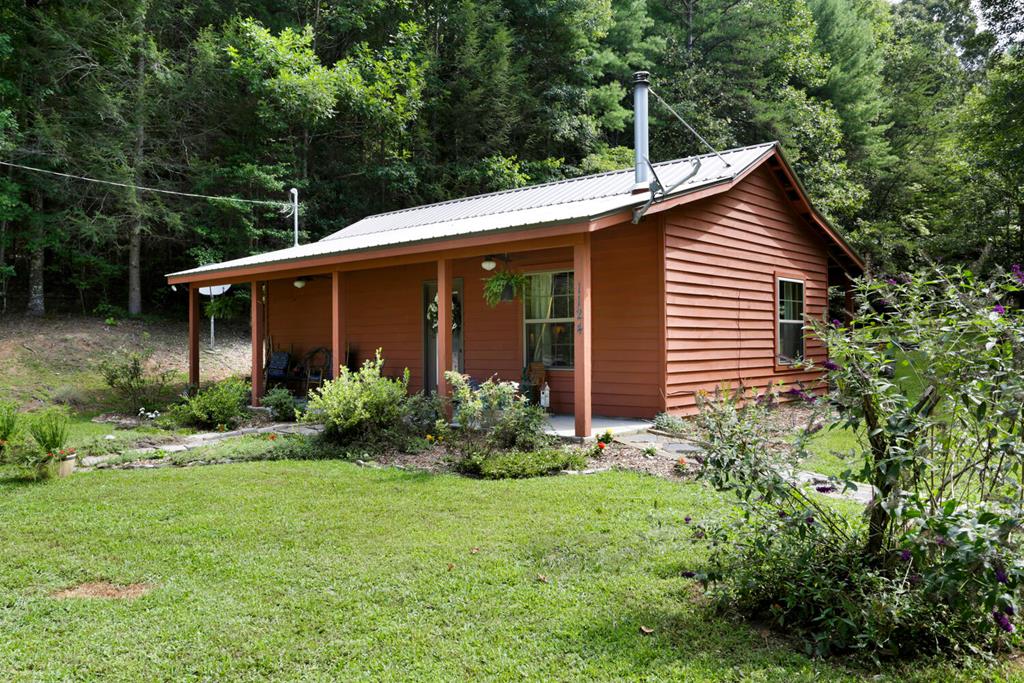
573, 235, 592, 438
331, 271, 345, 380
250, 281, 264, 406
436, 259, 453, 400
188, 284, 199, 391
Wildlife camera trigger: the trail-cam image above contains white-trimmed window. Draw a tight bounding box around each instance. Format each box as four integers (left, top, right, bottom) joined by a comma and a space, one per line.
778, 278, 805, 364
524, 271, 574, 368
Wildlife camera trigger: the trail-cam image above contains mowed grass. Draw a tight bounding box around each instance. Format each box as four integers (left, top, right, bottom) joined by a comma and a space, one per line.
0, 463, 1018, 681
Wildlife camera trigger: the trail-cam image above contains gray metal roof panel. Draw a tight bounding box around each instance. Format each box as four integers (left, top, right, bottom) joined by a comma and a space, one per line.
168, 142, 776, 278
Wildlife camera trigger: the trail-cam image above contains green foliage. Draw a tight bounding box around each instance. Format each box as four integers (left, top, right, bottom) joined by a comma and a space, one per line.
653, 412, 688, 435
99, 347, 174, 412
693, 268, 1024, 659
0, 400, 18, 444
171, 377, 250, 429
458, 447, 585, 479
401, 391, 443, 435
14, 407, 74, 476
482, 271, 527, 307
443, 372, 553, 456
262, 387, 299, 422
302, 349, 411, 447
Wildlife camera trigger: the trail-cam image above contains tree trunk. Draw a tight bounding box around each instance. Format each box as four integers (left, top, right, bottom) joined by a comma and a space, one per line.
0, 217, 8, 316
127, 10, 148, 316
26, 193, 44, 317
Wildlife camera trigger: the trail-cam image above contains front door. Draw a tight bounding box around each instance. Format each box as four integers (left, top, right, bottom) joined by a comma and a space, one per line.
423, 278, 464, 392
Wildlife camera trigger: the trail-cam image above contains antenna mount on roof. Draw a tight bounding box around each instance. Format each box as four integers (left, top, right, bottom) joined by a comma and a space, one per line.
648, 87, 731, 168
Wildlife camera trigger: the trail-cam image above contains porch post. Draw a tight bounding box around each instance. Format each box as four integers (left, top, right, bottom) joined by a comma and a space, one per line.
331, 271, 346, 380
250, 281, 264, 406
573, 234, 592, 438
436, 258, 453, 400
188, 284, 200, 391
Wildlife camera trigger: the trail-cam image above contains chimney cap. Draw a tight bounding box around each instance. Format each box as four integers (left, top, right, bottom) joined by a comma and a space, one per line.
632, 71, 650, 84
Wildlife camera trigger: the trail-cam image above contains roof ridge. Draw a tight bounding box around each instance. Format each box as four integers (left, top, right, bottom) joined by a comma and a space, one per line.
320, 141, 777, 242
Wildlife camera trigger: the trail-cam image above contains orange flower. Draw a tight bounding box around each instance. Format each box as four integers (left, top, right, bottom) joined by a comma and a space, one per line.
267, 433, 277, 441
597, 441, 606, 450
677, 457, 687, 466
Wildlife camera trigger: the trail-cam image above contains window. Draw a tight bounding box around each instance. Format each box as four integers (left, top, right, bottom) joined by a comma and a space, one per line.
524, 271, 574, 368
777, 278, 805, 364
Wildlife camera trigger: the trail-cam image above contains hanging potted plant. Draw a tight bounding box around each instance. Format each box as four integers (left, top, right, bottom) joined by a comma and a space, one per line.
483, 271, 527, 307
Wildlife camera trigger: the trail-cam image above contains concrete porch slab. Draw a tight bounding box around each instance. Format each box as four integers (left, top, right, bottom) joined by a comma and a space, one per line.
544, 414, 653, 441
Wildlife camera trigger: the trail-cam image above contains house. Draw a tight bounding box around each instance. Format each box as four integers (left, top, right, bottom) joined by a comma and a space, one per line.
166, 72, 864, 437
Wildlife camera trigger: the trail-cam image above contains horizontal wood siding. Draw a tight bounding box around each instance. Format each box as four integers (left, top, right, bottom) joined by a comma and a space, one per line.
590, 221, 663, 418
663, 165, 828, 414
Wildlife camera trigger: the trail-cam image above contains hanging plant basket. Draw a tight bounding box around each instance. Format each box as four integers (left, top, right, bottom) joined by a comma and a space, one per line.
483, 271, 527, 307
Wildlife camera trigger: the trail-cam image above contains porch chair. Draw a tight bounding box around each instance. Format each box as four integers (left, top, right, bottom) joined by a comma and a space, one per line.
265, 350, 292, 390
302, 347, 333, 394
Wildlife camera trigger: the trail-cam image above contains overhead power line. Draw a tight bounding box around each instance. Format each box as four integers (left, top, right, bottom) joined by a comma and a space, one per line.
0, 160, 289, 208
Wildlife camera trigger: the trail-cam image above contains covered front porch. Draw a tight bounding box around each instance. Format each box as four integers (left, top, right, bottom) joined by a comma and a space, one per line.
181, 223, 665, 438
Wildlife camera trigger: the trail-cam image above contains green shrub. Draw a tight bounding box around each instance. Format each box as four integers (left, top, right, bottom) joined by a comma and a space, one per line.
401, 391, 443, 435
444, 372, 552, 454
302, 350, 411, 447
653, 412, 688, 435
262, 387, 299, 422
99, 347, 175, 412
692, 268, 1024, 660
171, 377, 250, 429
28, 407, 70, 455
0, 401, 18, 455
458, 447, 585, 479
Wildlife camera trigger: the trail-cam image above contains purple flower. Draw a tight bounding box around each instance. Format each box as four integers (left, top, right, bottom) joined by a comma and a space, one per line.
935, 535, 948, 547
885, 278, 898, 285
682, 571, 696, 578
684, 516, 692, 524
815, 484, 836, 494
830, 318, 842, 327
804, 515, 815, 526
822, 359, 840, 371
994, 304, 1006, 316
996, 566, 1009, 584
909, 573, 922, 586
1013, 264, 1024, 285
993, 609, 1016, 633
899, 549, 912, 562
1006, 604, 1016, 616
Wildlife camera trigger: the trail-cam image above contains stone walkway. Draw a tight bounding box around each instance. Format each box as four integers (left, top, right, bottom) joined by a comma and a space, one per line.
80, 423, 322, 468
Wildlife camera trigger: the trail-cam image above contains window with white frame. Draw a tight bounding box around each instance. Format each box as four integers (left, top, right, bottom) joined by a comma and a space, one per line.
777, 278, 805, 364
524, 271, 574, 368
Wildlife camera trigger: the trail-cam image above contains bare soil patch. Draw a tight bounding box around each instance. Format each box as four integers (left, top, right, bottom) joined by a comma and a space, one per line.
51, 581, 153, 600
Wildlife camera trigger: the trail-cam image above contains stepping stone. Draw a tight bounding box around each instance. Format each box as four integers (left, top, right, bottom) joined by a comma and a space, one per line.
664, 442, 702, 454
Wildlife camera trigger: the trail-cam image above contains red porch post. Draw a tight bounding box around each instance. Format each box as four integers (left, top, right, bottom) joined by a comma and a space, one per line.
436, 258, 453, 401
250, 281, 264, 406
573, 235, 592, 438
331, 271, 346, 380
188, 284, 200, 391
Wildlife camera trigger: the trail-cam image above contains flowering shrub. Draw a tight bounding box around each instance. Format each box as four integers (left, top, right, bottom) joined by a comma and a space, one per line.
693, 268, 1024, 660
443, 372, 551, 454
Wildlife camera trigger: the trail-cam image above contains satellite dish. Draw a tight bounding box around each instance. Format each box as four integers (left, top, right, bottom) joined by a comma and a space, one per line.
199, 284, 231, 296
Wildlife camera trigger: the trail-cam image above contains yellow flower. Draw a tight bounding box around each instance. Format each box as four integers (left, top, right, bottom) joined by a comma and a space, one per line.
426, 434, 435, 442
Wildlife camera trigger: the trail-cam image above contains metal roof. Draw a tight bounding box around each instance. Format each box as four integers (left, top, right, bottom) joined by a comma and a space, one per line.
168, 142, 777, 278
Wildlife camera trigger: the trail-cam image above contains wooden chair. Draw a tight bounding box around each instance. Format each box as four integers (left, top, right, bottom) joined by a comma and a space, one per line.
302, 347, 333, 394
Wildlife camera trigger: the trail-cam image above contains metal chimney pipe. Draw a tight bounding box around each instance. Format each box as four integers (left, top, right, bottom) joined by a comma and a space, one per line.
633, 71, 651, 191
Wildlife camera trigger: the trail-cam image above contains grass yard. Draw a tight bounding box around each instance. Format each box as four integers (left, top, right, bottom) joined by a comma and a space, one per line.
0, 463, 1017, 682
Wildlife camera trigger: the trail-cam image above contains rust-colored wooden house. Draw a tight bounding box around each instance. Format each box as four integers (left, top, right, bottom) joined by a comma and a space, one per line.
167, 138, 862, 437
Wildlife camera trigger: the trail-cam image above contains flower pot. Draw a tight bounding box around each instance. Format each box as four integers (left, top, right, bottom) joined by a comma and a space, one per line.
58, 454, 75, 478
500, 283, 515, 301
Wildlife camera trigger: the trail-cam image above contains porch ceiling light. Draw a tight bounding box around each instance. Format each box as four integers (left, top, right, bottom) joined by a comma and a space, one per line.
293, 277, 307, 289
481, 257, 497, 271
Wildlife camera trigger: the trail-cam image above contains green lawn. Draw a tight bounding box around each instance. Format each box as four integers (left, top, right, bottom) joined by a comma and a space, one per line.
0, 463, 1016, 681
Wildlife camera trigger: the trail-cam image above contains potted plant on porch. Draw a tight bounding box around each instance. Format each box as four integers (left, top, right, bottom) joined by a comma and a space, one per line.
483, 271, 527, 307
